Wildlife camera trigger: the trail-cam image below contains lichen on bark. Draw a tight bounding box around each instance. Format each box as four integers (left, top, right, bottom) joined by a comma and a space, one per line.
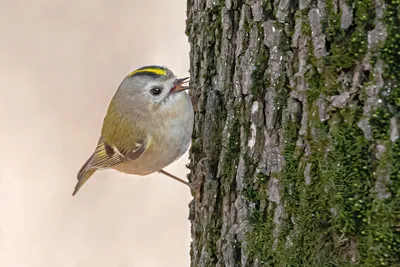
186, 0, 400, 266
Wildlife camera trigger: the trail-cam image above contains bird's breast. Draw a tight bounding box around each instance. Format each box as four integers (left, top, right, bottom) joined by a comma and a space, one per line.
113, 93, 194, 176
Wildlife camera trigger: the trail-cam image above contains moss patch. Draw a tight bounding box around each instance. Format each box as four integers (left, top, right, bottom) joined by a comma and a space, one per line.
381, 0, 400, 80
251, 50, 269, 99
245, 0, 399, 265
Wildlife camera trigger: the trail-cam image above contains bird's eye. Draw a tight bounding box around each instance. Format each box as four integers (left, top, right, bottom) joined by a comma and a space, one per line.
150, 87, 162, 95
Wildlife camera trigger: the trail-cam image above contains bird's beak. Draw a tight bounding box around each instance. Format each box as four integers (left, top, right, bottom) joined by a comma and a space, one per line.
170, 77, 191, 93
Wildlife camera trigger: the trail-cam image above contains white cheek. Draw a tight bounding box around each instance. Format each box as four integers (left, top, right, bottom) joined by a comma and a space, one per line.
169, 91, 181, 102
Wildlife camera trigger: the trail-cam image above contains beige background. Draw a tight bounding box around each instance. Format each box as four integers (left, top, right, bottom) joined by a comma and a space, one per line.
0, 1, 192, 266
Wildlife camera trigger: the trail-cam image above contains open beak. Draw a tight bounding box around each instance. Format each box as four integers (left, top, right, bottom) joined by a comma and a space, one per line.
170, 77, 191, 93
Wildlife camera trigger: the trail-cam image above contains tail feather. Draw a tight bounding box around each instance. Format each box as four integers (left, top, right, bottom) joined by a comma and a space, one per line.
73, 155, 96, 196
72, 168, 97, 196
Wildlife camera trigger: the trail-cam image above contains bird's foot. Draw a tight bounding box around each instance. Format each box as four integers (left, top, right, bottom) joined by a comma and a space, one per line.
158, 169, 202, 197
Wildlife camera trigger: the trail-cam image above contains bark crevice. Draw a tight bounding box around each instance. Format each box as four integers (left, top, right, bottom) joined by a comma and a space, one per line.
186, 0, 400, 265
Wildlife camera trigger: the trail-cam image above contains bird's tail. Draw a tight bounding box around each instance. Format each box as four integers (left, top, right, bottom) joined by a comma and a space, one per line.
72, 156, 96, 196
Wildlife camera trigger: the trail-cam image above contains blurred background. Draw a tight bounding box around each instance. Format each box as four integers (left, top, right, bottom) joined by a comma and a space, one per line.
0, 0, 191, 266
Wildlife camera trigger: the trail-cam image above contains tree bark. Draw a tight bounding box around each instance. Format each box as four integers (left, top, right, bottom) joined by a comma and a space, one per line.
186, 0, 400, 266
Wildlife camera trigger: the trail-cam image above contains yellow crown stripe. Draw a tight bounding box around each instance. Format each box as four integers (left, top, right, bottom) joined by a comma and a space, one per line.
128, 68, 167, 77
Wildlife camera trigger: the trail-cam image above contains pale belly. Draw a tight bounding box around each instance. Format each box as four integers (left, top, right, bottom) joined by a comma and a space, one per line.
112, 140, 190, 175
111, 93, 194, 176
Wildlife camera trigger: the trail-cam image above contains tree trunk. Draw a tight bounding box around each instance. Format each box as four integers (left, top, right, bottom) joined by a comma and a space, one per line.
185, 0, 400, 266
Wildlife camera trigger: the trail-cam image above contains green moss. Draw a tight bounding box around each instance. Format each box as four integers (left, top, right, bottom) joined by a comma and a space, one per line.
324, 0, 343, 42
187, 5, 226, 264
190, 138, 204, 163
365, 41, 400, 267
246, 123, 301, 266
252, 103, 393, 265
371, 107, 392, 140
357, 2, 400, 264
247, 212, 276, 265
382, 0, 400, 79
220, 111, 241, 193
245, 0, 397, 263
387, 83, 400, 112
261, 0, 273, 16
194, 0, 400, 266
276, 34, 291, 114
301, 19, 311, 36
256, 172, 269, 184
306, 71, 324, 102
390, 140, 400, 199
279, 106, 381, 266
357, 133, 400, 265
201, 217, 223, 266
324, 0, 375, 73
328, 43, 355, 69
250, 22, 270, 99
329, 110, 374, 236
286, 107, 369, 265
242, 153, 255, 180
280, 122, 303, 214
251, 51, 269, 99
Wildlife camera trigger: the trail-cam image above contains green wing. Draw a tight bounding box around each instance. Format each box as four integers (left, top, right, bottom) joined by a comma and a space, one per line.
72, 137, 149, 196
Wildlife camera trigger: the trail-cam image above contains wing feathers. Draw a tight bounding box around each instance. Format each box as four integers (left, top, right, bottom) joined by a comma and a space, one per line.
90, 142, 123, 168
72, 137, 149, 196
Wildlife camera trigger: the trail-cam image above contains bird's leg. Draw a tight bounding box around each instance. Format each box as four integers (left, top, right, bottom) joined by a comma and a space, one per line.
159, 158, 207, 202
158, 169, 192, 188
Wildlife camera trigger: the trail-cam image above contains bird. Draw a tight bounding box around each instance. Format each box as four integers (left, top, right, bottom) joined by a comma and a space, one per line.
72, 65, 194, 196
